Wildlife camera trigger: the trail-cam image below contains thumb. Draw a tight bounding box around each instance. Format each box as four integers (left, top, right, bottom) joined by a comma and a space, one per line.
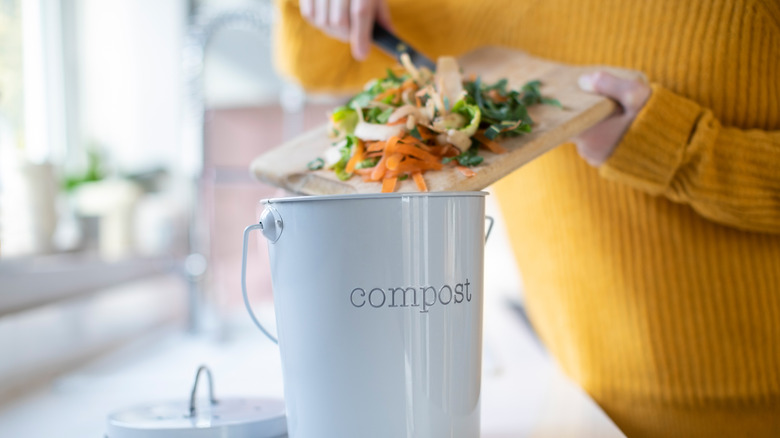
376, 0, 394, 31
578, 71, 649, 114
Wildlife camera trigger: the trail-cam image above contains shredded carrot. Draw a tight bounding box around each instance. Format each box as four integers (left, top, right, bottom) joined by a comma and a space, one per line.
373, 88, 399, 102
386, 142, 439, 163
428, 145, 459, 157
317, 67, 557, 193
394, 159, 443, 172
400, 78, 418, 93
370, 155, 388, 181
385, 153, 404, 170
412, 172, 427, 192
345, 139, 365, 173
366, 141, 386, 152
398, 135, 427, 147
474, 132, 507, 154
456, 166, 476, 177
416, 125, 435, 140
381, 177, 397, 193
385, 136, 401, 152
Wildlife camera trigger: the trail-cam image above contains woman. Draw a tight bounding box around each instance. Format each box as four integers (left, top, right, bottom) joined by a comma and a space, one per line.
274, 0, 780, 435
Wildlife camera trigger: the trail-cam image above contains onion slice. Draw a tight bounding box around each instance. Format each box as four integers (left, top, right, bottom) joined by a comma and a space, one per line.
354, 120, 405, 141
388, 104, 431, 124
435, 57, 465, 111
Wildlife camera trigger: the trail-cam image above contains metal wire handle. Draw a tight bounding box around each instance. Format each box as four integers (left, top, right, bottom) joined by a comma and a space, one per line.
189, 365, 218, 417
242, 223, 279, 344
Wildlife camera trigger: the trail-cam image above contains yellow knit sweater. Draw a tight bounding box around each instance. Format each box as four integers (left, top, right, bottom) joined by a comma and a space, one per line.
273, 1, 780, 436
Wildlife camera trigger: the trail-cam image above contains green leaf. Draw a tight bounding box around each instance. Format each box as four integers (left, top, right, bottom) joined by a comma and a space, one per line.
365, 107, 383, 124
355, 157, 380, 169
385, 68, 401, 83
542, 97, 563, 108
376, 107, 394, 124
333, 162, 352, 181
484, 125, 502, 140
485, 78, 508, 93
444, 143, 483, 167
398, 174, 409, 181
349, 91, 373, 109
330, 135, 356, 181
451, 99, 481, 136
331, 107, 358, 135
410, 126, 423, 141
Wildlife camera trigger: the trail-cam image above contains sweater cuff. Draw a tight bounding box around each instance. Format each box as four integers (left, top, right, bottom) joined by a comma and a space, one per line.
599, 84, 704, 195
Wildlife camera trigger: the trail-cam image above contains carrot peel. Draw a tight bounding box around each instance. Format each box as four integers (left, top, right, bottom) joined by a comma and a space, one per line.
381, 177, 398, 193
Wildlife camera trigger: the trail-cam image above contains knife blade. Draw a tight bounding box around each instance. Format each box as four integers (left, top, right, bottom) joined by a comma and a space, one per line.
371, 24, 436, 71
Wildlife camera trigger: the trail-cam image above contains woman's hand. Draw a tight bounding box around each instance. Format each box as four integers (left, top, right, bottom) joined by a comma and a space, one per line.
573, 72, 651, 166
299, 0, 394, 61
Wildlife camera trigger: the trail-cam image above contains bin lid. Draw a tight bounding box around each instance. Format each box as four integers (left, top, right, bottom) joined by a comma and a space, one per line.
107, 397, 286, 438
106, 365, 286, 438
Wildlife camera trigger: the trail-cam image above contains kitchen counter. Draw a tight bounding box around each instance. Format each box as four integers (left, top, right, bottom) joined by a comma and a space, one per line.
0, 288, 624, 437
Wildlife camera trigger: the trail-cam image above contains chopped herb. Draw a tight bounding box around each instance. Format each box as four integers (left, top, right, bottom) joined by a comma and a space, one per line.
461, 77, 561, 139
349, 91, 373, 109
484, 78, 508, 93
355, 157, 379, 169
307, 157, 324, 170
320, 63, 561, 187
376, 107, 394, 124
331, 135, 356, 181
542, 97, 563, 108
484, 125, 502, 140
410, 126, 423, 141
385, 68, 402, 84
442, 143, 483, 167
519, 80, 561, 107
364, 107, 382, 123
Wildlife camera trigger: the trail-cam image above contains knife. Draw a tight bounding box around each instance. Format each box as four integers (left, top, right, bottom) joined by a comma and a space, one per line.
371, 24, 436, 71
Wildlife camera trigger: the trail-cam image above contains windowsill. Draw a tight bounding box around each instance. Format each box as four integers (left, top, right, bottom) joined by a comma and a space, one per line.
0, 252, 177, 317
0, 272, 187, 405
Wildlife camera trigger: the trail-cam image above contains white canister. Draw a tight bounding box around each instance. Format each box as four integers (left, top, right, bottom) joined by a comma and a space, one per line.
241, 192, 490, 438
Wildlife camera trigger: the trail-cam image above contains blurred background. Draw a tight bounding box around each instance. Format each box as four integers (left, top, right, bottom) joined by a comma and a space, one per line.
0, 0, 338, 402
0, 0, 521, 432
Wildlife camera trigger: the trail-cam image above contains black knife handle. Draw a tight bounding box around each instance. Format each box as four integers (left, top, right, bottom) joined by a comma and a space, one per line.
370, 24, 435, 70
371, 24, 404, 56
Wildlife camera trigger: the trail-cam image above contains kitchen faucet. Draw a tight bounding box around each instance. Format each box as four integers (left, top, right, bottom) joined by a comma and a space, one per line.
181, 3, 305, 334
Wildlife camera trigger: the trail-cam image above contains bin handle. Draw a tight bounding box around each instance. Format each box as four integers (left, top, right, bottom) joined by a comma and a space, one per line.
485, 216, 494, 243
241, 223, 278, 344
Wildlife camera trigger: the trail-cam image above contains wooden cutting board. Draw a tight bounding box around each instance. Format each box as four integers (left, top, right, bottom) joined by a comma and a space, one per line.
250, 47, 644, 195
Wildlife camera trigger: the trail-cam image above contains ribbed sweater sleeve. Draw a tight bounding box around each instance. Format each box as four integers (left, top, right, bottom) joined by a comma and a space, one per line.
600, 84, 780, 234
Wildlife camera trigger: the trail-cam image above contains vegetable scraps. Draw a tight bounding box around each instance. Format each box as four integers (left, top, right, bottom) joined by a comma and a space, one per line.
310, 54, 561, 192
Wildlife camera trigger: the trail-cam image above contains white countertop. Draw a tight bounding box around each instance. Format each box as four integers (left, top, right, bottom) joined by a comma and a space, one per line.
0, 289, 624, 438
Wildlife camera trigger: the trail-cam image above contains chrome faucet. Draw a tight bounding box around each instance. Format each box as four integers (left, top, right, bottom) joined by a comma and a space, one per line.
181, 3, 304, 334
